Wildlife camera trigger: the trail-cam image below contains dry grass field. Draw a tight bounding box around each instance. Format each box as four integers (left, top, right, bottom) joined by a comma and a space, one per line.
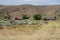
0, 20, 60, 40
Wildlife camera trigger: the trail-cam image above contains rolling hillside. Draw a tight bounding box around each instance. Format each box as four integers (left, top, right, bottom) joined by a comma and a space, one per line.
0, 5, 60, 19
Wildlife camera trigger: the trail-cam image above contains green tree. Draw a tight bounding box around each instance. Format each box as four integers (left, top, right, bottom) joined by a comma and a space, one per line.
22, 15, 29, 19
33, 14, 42, 20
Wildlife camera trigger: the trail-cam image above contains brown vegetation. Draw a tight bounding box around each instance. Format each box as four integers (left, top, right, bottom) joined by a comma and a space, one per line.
0, 20, 60, 40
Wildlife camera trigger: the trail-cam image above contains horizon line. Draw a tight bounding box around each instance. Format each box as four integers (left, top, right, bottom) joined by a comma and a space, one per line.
0, 4, 60, 6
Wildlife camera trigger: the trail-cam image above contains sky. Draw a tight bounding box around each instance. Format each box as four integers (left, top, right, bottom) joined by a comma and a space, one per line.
0, 0, 60, 5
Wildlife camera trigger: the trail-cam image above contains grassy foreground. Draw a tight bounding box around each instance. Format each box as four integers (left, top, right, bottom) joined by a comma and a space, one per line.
0, 20, 60, 40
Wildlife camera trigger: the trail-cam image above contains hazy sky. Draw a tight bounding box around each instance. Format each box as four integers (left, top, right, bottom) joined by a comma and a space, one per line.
0, 0, 60, 5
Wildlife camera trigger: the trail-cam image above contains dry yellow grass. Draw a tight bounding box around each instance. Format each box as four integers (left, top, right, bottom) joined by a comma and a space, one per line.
0, 20, 60, 40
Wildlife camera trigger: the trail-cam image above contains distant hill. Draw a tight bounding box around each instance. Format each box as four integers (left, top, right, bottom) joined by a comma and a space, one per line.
0, 4, 60, 19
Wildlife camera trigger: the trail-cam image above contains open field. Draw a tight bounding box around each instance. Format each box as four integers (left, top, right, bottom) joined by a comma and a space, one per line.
0, 20, 60, 40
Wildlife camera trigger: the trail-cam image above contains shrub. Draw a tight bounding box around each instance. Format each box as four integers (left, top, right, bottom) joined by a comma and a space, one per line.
0, 24, 3, 29
33, 14, 42, 20
4, 16, 11, 20
0, 26, 3, 29
4, 12, 11, 20
22, 15, 29, 19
